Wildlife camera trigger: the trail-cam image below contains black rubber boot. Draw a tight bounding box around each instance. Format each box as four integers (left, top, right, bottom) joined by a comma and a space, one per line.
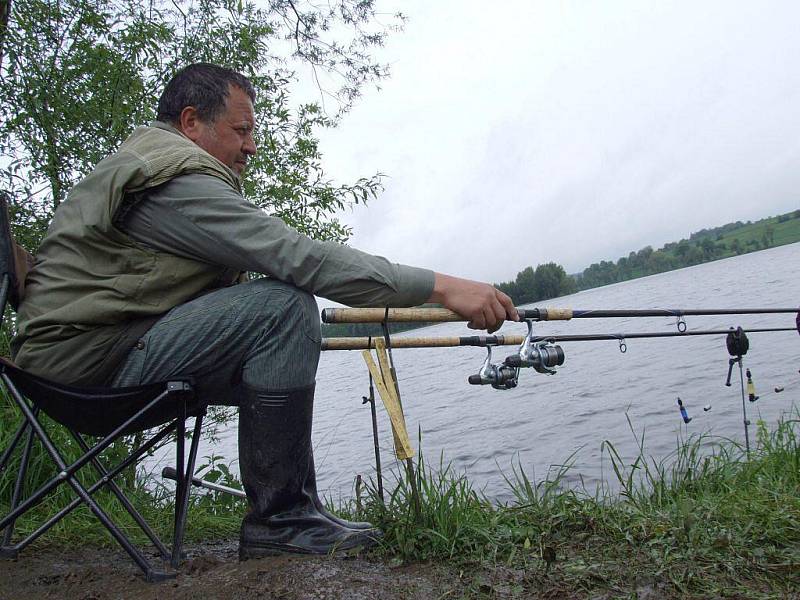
306, 448, 375, 531
238, 384, 381, 559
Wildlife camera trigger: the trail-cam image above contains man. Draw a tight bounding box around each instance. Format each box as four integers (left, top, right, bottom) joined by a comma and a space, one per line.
12, 63, 517, 558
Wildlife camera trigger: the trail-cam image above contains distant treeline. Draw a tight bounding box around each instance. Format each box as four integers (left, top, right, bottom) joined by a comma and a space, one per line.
493, 208, 800, 305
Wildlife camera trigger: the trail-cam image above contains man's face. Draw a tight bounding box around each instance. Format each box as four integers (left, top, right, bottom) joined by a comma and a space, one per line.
190, 85, 257, 176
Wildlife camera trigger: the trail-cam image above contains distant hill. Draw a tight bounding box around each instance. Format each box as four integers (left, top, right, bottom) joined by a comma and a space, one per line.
574, 209, 800, 290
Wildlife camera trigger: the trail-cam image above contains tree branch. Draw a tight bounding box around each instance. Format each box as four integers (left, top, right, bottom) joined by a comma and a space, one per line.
0, 0, 11, 71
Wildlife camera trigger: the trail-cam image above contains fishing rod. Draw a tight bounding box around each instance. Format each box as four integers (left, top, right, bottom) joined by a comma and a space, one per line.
467, 324, 796, 390
321, 327, 796, 351
324, 306, 798, 388
340, 320, 796, 390
342, 312, 797, 496
322, 306, 800, 331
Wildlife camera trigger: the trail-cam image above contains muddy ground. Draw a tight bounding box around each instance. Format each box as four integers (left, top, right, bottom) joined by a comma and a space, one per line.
4, 538, 724, 599
0, 540, 581, 600
0, 540, 458, 600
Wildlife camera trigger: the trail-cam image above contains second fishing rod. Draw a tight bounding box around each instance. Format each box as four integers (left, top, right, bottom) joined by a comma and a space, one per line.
322, 306, 800, 328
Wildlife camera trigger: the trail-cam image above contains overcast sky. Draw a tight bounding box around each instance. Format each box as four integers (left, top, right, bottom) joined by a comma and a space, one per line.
312, 0, 800, 285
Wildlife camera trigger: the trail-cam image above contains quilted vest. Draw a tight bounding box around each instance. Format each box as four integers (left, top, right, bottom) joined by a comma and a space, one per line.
13, 123, 243, 383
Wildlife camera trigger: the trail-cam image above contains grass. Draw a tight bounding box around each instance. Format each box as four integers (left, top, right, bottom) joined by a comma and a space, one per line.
713, 213, 800, 249
2, 400, 798, 598
345, 413, 800, 598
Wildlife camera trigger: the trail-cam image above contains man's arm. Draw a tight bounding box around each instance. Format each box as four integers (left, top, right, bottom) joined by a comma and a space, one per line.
121, 174, 516, 330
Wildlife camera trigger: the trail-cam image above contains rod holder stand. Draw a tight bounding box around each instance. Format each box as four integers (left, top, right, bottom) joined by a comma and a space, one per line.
725, 357, 738, 387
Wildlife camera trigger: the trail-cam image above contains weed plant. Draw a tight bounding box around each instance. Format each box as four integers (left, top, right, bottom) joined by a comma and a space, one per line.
347, 413, 800, 598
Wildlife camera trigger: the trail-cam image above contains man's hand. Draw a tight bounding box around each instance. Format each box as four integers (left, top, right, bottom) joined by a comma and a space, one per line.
428, 273, 519, 333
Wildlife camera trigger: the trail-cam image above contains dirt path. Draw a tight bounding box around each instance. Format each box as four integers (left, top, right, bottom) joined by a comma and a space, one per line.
0, 541, 466, 600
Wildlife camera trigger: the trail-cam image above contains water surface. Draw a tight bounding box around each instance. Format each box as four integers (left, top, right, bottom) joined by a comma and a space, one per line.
176, 244, 800, 502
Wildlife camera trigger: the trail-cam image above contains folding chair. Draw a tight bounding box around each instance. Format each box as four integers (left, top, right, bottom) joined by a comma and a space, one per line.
0, 192, 207, 582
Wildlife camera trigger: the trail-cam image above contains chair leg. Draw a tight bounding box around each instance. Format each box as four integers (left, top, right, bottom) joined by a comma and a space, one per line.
12, 423, 177, 556
0, 376, 175, 581
172, 403, 186, 565
70, 430, 172, 560
1, 374, 200, 581
0, 378, 173, 532
0, 417, 36, 553
0, 420, 28, 473
63, 471, 173, 582
171, 412, 204, 568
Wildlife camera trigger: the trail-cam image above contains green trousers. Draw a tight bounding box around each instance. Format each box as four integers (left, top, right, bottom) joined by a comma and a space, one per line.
111, 278, 321, 400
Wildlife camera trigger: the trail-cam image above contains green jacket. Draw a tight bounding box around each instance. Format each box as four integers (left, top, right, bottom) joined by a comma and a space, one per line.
12, 124, 243, 384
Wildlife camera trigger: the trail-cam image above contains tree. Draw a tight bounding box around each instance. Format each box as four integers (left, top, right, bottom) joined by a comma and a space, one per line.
0, 0, 403, 250
645, 249, 672, 274
675, 240, 692, 259
0, 0, 9, 69
699, 237, 716, 258
685, 245, 704, 265
730, 238, 743, 254
764, 224, 775, 246
616, 256, 630, 279
514, 266, 537, 305
495, 262, 575, 304
0, 0, 405, 480
495, 279, 519, 303
533, 262, 574, 300
636, 245, 653, 259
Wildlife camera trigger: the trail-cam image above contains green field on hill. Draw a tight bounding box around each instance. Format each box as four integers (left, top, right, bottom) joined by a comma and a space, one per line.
572, 208, 800, 291
708, 212, 800, 248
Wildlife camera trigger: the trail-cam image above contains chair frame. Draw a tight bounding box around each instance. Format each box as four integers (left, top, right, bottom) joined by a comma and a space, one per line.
0, 192, 207, 581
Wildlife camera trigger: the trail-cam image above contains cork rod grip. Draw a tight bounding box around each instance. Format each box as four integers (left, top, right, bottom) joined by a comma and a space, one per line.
539, 308, 573, 321
322, 307, 463, 323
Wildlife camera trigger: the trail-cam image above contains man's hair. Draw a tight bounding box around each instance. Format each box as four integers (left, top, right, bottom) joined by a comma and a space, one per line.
156, 63, 256, 124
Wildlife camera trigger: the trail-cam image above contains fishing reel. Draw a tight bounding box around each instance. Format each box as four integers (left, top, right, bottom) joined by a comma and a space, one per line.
468, 345, 519, 389
505, 320, 565, 374
467, 320, 566, 390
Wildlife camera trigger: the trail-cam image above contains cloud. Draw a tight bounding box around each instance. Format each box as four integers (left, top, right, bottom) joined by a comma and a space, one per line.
317, 0, 800, 283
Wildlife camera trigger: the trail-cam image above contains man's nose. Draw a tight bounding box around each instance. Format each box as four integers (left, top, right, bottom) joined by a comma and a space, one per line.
243, 133, 257, 155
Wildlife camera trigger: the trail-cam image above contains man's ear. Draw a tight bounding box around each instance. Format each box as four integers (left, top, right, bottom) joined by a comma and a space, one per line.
178, 106, 203, 141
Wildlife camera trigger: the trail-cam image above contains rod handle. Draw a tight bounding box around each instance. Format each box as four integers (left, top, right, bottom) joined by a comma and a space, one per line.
321, 306, 574, 324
